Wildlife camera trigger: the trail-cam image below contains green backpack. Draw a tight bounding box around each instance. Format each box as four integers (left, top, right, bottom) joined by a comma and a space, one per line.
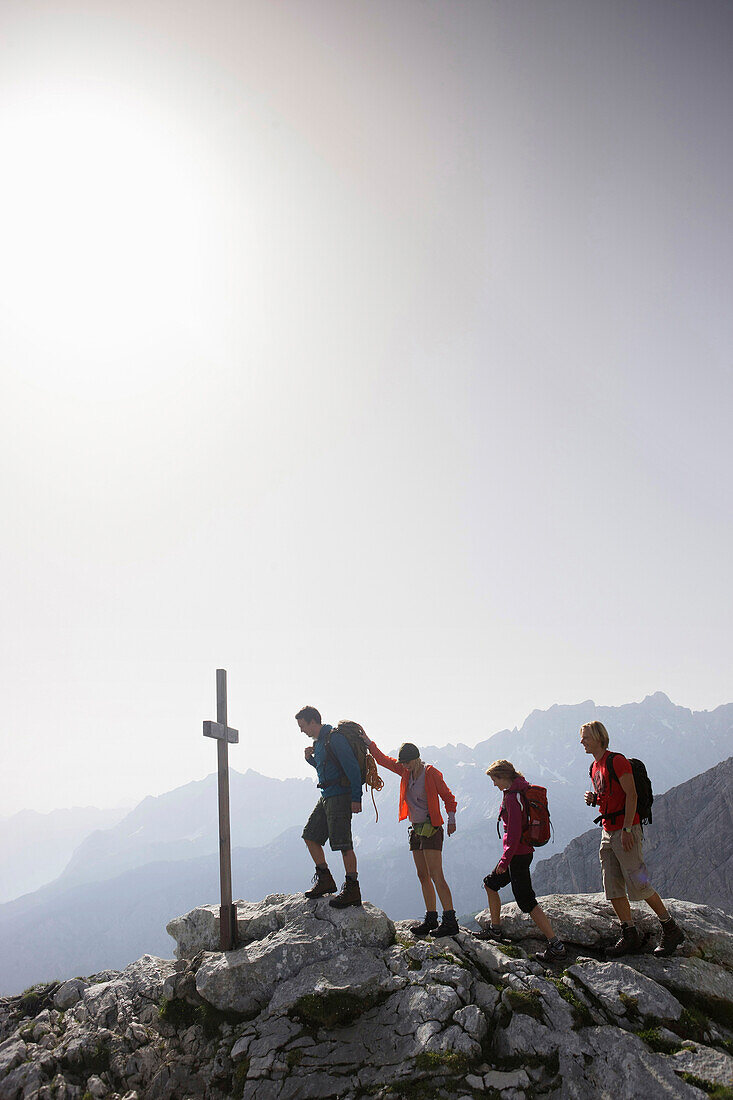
323, 721, 384, 820
325, 721, 369, 784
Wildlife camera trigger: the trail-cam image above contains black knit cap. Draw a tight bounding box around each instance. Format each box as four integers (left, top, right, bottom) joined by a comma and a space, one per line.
397, 742, 420, 763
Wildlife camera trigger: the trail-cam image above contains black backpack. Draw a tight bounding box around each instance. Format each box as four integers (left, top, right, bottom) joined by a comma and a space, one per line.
590, 752, 654, 827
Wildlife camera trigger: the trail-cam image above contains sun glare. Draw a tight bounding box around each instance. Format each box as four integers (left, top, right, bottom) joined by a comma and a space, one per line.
1, 83, 217, 399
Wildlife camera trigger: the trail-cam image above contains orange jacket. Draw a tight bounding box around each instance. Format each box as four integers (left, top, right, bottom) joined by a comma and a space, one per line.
368, 740, 457, 825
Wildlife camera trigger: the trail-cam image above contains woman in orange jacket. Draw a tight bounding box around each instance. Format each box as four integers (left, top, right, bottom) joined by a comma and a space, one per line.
364, 734, 459, 937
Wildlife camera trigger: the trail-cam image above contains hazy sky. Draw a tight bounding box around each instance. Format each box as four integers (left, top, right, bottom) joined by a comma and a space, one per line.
1, 0, 731, 815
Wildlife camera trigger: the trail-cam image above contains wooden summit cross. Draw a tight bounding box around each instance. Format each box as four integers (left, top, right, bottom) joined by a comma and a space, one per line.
203, 669, 239, 951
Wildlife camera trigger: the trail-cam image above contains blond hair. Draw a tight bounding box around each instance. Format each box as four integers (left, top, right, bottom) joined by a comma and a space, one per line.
580, 720, 609, 750
486, 759, 524, 784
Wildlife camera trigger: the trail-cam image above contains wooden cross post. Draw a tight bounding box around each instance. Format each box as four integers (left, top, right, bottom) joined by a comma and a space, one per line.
203, 668, 239, 951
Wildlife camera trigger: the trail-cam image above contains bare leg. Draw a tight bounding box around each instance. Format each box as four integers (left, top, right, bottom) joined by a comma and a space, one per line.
610, 896, 633, 924
485, 886, 501, 926
341, 850, 357, 875
412, 851, 437, 911
424, 849, 454, 911
305, 839, 327, 867
529, 904, 556, 940
644, 891, 670, 920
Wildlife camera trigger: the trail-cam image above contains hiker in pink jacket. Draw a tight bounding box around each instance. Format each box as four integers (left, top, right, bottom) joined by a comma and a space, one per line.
475, 759, 566, 963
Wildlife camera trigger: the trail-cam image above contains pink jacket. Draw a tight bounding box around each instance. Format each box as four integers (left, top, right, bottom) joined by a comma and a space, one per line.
497, 776, 533, 871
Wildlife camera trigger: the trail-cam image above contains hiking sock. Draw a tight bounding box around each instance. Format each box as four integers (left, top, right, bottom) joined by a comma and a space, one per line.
659, 916, 672, 926
491, 924, 502, 935
548, 937, 563, 948
316, 863, 329, 873
346, 872, 358, 882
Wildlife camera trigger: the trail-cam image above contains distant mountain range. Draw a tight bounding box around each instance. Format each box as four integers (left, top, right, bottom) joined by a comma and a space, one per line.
56, 770, 317, 889
1, 692, 731, 993
0, 806, 128, 903
533, 755, 733, 913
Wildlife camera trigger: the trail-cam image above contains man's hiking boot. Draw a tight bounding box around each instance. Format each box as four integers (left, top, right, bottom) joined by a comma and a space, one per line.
534, 939, 567, 964
472, 925, 507, 943
430, 910, 459, 938
410, 911, 439, 936
304, 867, 337, 899
654, 917, 685, 957
606, 923, 643, 958
329, 877, 362, 909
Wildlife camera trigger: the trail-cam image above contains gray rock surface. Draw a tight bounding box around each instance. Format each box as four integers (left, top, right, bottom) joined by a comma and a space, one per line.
666, 1042, 733, 1087
478, 891, 733, 965
1, 892, 732, 1100
566, 958, 684, 1021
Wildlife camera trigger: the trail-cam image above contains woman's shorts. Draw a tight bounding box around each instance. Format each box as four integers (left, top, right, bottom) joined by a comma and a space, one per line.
409, 825, 444, 852
301, 794, 353, 852
483, 853, 537, 913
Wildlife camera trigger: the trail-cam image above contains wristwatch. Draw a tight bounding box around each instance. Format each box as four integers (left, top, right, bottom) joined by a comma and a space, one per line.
622, 826, 633, 834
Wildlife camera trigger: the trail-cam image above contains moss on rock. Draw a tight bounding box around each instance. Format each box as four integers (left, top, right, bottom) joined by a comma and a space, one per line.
289, 988, 389, 1030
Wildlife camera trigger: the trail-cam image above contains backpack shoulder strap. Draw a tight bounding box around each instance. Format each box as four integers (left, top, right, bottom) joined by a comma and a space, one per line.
606, 752, 619, 788
323, 727, 347, 779
496, 789, 506, 837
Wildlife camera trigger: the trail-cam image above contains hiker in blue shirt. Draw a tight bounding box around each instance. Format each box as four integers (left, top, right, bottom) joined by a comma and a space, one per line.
297, 705, 363, 908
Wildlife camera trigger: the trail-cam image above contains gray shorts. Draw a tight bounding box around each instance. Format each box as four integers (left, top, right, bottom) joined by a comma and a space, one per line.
599, 825, 655, 902
302, 794, 354, 852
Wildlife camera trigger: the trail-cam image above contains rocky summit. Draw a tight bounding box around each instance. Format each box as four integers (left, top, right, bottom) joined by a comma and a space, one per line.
1, 894, 733, 1100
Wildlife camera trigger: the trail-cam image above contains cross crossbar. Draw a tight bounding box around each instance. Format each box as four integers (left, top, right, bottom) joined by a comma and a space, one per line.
203, 720, 239, 744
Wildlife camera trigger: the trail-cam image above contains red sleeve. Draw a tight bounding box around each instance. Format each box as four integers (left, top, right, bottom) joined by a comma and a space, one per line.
368, 740, 407, 778
612, 754, 632, 778
430, 767, 457, 815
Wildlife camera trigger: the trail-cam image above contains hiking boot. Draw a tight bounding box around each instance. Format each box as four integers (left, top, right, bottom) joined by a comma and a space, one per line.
329, 877, 362, 909
410, 911, 439, 936
304, 867, 337, 899
605, 923, 643, 958
430, 910, 459, 938
654, 918, 685, 957
472, 925, 507, 943
534, 939, 567, 964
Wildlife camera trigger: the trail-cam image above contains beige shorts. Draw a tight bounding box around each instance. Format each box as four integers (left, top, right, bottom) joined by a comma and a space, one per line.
599, 825, 655, 902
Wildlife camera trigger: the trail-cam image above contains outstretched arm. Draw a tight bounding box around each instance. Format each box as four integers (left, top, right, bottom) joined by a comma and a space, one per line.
366, 739, 406, 778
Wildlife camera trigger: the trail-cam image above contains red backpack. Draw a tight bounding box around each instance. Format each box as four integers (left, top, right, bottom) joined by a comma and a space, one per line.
520, 785, 552, 847
496, 784, 553, 848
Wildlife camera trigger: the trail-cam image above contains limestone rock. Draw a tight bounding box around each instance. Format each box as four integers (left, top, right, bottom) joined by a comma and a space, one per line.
483, 1068, 531, 1090
566, 958, 684, 1022
267, 949, 392, 1015
627, 953, 733, 1005
54, 980, 88, 1011
169, 895, 393, 960
2, 892, 731, 1100
580, 1026, 707, 1098
666, 1042, 733, 1088
195, 897, 394, 1014
0, 1039, 26, 1078
482, 892, 733, 968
